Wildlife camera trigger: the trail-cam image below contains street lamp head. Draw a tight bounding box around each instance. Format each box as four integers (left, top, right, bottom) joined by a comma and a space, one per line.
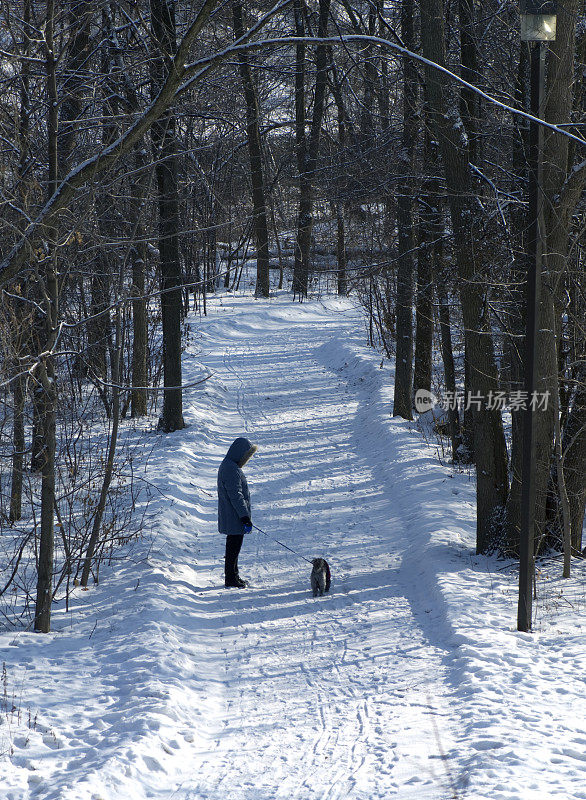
521, 0, 557, 41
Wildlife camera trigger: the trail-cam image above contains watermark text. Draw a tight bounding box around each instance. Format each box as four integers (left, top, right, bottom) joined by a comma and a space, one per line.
414, 389, 550, 414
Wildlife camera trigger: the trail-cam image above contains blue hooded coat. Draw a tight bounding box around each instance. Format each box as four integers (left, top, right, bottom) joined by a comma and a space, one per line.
217, 437, 257, 534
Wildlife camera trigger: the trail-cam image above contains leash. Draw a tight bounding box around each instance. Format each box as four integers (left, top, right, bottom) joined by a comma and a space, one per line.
252, 524, 313, 565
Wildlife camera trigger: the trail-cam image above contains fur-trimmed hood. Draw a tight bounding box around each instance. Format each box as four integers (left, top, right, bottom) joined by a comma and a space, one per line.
217, 438, 256, 535
226, 437, 257, 468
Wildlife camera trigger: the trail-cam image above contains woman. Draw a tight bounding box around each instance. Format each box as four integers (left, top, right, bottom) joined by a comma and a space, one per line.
217, 436, 257, 587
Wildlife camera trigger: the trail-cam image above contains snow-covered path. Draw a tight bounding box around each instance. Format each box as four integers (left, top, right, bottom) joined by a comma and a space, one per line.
179, 296, 460, 799
2, 291, 586, 800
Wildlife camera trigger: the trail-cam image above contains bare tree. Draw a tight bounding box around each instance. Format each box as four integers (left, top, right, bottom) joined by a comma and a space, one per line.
392, 0, 417, 420
292, 0, 331, 299
232, 1, 270, 298
150, 0, 185, 432
420, 0, 508, 553
34, 0, 60, 633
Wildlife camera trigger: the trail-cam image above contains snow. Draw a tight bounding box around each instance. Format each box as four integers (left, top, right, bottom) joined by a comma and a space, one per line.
1, 290, 585, 800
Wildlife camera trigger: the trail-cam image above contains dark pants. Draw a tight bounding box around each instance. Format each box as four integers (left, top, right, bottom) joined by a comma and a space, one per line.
225, 534, 244, 582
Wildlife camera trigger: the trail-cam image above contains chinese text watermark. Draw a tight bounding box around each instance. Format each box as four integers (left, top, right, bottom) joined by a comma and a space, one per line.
414, 389, 550, 415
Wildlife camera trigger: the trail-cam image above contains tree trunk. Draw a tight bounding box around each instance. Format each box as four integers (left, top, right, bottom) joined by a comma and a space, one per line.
90, 11, 122, 413
553, 378, 572, 577
533, 0, 581, 548
270, 202, 284, 290
58, 1, 91, 176
130, 146, 149, 418
414, 108, 439, 414
232, 2, 270, 298
458, 0, 481, 163
428, 123, 463, 462
335, 202, 347, 296
87, 266, 110, 397
10, 371, 26, 523
508, 0, 585, 556
413, 237, 434, 398
151, 0, 184, 432
504, 44, 530, 554
393, 0, 417, 420
292, 0, 330, 300
458, 0, 483, 463
101, 8, 149, 419
421, 0, 508, 553
327, 49, 348, 296
80, 309, 122, 587
35, 0, 59, 632
436, 277, 464, 462
34, 357, 57, 633
360, 4, 377, 147
292, 0, 307, 300
10, 0, 31, 521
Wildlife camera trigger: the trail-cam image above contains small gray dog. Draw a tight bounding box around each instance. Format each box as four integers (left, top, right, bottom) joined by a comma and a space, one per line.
310, 558, 331, 597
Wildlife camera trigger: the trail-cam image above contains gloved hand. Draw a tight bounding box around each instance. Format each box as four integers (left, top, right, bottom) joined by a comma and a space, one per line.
241, 516, 252, 534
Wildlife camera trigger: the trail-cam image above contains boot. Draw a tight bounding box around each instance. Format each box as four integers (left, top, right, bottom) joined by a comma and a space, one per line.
225, 576, 247, 588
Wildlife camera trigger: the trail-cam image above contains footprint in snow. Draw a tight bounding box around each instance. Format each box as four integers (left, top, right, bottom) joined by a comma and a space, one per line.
142, 754, 166, 772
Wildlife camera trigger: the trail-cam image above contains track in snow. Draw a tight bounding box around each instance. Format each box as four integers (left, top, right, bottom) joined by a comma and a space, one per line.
4, 292, 586, 800
180, 294, 462, 800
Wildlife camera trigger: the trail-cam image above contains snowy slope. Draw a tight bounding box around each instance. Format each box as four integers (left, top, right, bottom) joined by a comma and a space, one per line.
1, 291, 585, 800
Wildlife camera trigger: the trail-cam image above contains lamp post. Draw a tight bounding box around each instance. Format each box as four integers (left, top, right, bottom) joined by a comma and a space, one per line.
517, 0, 556, 633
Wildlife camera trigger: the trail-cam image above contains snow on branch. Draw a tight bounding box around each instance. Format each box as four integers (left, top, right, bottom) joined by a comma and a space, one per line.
182, 34, 586, 149
1, 23, 584, 292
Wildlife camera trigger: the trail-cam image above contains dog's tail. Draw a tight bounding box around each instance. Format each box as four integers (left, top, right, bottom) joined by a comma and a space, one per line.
324, 560, 331, 593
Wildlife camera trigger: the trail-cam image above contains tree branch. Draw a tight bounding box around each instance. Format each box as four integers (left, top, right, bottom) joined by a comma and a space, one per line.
2, 26, 585, 291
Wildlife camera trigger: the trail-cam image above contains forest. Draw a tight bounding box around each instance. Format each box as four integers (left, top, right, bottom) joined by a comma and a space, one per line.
0, 0, 584, 636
